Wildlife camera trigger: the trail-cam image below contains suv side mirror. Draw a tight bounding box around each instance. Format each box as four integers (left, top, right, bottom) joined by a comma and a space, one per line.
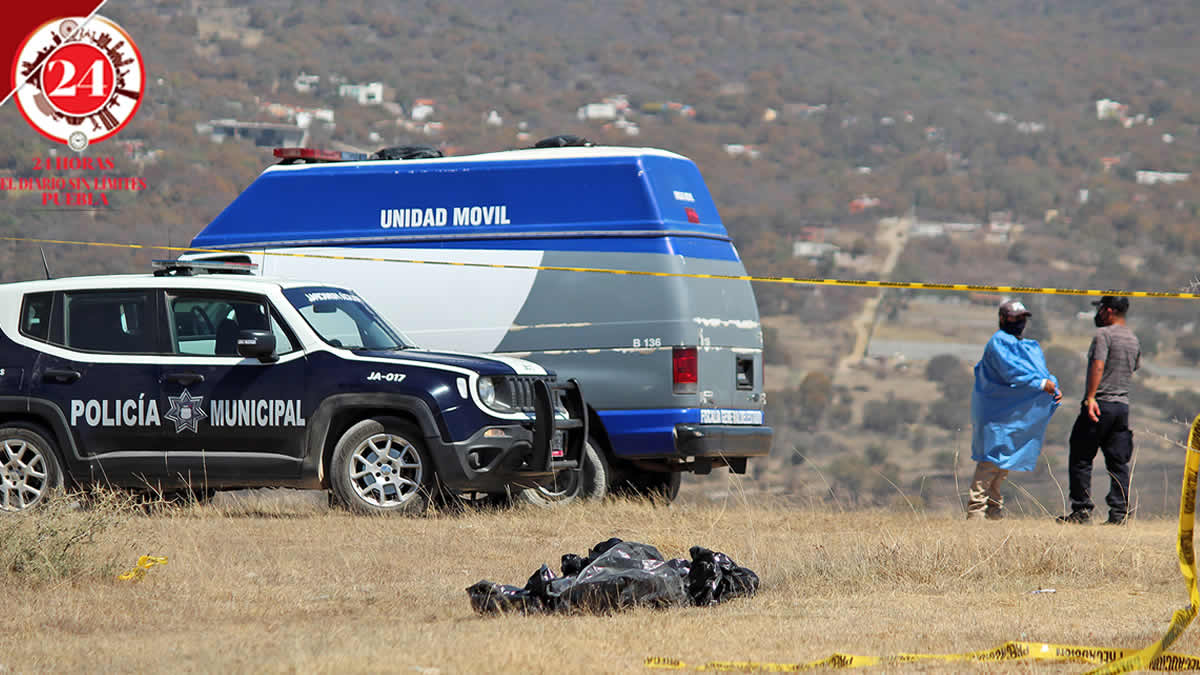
237, 329, 277, 362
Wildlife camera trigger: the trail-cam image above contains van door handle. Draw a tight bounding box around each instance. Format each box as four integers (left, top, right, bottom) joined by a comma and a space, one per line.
163, 372, 205, 386
43, 368, 81, 384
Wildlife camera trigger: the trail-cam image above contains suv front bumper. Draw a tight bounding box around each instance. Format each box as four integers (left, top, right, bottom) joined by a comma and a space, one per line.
432, 379, 587, 492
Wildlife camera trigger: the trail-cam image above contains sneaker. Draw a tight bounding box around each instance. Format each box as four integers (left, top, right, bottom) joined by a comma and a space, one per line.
1056, 510, 1090, 525
1103, 514, 1128, 525
985, 510, 1004, 521
966, 511, 987, 521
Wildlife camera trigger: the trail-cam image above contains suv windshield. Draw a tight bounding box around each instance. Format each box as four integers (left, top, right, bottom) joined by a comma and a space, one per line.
283, 287, 410, 350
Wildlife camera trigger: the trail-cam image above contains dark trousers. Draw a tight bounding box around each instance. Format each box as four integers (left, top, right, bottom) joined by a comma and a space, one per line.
1068, 401, 1133, 518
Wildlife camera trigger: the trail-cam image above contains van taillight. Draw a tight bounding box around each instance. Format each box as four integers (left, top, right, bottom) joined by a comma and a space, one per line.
673, 347, 698, 394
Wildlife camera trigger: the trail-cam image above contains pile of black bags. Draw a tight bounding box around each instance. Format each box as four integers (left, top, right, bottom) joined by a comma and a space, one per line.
467, 537, 759, 614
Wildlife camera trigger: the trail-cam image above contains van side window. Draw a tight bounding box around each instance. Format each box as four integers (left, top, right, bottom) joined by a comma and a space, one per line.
19, 292, 54, 342
61, 291, 156, 354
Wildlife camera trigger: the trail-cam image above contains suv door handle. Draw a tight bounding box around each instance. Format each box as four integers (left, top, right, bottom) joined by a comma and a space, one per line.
43, 368, 81, 384
163, 372, 205, 386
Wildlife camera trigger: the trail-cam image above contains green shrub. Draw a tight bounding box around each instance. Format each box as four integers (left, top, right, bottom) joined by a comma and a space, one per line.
926, 396, 966, 431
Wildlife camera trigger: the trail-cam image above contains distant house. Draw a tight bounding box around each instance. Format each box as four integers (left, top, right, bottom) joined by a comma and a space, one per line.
781, 103, 826, 119
1136, 170, 1190, 186
909, 223, 946, 238
641, 101, 695, 118
606, 119, 640, 136
201, 119, 307, 148
1100, 156, 1122, 172
338, 82, 384, 105
723, 144, 761, 160
1096, 98, 1127, 120
293, 73, 320, 93
944, 222, 981, 234
258, 101, 335, 130
989, 210, 1013, 225
1016, 121, 1045, 134
793, 241, 839, 259
485, 110, 503, 127
411, 99, 436, 121
577, 103, 617, 121
848, 195, 881, 214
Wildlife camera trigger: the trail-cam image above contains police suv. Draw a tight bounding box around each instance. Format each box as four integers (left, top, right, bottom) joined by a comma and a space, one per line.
0, 260, 585, 513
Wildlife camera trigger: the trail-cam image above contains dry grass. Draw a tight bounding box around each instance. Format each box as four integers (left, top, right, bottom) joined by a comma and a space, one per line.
4, 490, 1200, 674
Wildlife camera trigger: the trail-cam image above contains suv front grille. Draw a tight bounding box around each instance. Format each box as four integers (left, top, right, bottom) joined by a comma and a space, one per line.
503, 375, 555, 412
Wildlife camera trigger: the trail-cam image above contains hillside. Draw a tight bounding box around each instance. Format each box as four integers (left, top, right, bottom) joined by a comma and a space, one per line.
1, 0, 1199, 509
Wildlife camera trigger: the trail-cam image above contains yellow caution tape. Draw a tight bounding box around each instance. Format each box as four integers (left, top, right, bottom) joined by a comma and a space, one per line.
647, 412, 1200, 672
645, 646, 1200, 671
1084, 413, 1200, 674
117, 554, 168, 581
3, 235, 1200, 300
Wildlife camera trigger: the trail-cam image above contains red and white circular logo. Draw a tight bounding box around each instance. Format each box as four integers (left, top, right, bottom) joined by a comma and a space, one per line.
10, 16, 145, 151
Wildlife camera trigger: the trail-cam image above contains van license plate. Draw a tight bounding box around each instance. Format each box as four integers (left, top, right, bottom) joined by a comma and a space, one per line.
551, 431, 565, 458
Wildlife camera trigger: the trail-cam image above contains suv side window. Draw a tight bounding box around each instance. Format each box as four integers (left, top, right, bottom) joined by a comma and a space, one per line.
19, 292, 54, 342
61, 290, 157, 353
168, 292, 297, 356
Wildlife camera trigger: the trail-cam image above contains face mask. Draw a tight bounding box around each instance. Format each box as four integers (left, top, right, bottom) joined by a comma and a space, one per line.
1001, 318, 1026, 337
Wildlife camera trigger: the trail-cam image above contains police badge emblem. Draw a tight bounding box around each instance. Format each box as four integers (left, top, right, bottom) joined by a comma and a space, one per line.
165, 389, 208, 434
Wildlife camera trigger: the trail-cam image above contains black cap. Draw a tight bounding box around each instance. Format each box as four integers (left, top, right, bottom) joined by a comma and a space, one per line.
1093, 295, 1130, 313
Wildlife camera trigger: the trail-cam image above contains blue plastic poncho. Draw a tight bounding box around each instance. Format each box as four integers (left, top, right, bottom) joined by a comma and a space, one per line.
970, 330, 1060, 471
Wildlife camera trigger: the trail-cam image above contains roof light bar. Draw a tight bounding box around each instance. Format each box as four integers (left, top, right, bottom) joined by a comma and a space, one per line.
273, 147, 369, 164
152, 259, 259, 276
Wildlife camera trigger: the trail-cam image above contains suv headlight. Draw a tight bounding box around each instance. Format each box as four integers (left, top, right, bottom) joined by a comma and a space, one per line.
476, 376, 515, 413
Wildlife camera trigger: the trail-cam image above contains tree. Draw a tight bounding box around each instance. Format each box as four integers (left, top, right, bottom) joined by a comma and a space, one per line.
926, 396, 966, 431
1178, 334, 1200, 364
799, 371, 834, 418
925, 354, 963, 383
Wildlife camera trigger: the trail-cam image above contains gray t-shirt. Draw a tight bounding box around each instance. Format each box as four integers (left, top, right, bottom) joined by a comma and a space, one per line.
1088, 324, 1141, 404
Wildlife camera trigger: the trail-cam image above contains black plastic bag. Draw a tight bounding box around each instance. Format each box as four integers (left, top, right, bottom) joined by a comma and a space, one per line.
687, 546, 761, 606
467, 538, 758, 615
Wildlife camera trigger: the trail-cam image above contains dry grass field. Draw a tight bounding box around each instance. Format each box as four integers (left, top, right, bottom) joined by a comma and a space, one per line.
5, 486, 1200, 674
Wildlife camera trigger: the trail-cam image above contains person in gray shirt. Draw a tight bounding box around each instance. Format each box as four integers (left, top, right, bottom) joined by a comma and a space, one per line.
1058, 296, 1141, 525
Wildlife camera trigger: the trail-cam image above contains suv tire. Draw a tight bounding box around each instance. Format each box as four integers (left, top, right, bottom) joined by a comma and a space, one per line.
0, 423, 63, 513
516, 439, 608, 507
330, 417, 432, 515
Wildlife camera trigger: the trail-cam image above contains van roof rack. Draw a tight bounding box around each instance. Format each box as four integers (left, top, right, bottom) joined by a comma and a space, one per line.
531, 134, 594, 149
152, 258, 258, 276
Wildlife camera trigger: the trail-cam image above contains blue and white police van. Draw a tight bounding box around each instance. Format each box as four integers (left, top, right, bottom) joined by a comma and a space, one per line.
188, 141, 772, 501
0, 261, 585, 513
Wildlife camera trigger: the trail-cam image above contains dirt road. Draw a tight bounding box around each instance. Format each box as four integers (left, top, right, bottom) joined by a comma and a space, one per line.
837, 216, 911, 371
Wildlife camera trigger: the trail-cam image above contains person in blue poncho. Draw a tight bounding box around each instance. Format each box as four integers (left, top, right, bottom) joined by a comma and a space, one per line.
967, 299, 1062, 520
